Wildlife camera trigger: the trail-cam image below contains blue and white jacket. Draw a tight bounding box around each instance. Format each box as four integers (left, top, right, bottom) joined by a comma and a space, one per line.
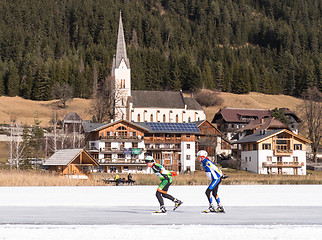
201, 158, 223, 181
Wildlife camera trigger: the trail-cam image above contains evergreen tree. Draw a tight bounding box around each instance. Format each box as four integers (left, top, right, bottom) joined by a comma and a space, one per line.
5, 60, 20, 96
32, 64, 51, 100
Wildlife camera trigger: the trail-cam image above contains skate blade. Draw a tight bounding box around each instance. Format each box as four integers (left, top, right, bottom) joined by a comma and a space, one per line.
173, 202, 183, 211
152, 211, 167, 215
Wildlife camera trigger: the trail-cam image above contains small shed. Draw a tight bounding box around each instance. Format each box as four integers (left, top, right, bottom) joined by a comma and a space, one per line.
44, 148, 99, 175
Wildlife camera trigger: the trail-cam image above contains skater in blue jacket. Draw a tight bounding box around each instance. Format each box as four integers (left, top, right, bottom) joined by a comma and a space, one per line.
197, 150, 225, 213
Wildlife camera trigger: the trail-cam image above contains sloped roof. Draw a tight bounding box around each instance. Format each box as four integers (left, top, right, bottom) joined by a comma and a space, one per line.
134, 122, 201, 134
233, 129, 283, 144
63, 112, 82, 122
82, 122, 108, 133
131, 90, 204, 110
113, 12, 130, 69
236, 117, 287, 133
44, 149, 89, 166
83, 119, 150, 133
233, 129, 311, 144
212, 107, 271, 123
184, 97, 204, 110
131, 90, 185, 108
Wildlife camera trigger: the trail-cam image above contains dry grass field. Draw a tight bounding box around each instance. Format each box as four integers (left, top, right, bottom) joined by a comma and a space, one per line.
0, 93, 313, 186
0, 96, 92, 127
0, 169, 321, 186
0, 92, 305, 127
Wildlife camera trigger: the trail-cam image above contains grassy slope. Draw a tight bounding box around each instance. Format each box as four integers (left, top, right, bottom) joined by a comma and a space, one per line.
0, 92, 305, 127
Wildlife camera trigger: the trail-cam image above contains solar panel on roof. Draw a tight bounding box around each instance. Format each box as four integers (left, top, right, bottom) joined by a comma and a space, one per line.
145, 122, 199, 132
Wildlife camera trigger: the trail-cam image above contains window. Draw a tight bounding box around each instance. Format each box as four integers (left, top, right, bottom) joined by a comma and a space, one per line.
293, 156, 298, 163
242, 144, 247, 151
245, 157, 247, 162
137, 114, 140, 122
163, 114, 166, 122
150, 114, 153, 122
249, 157, 251, 162
176, 114, 179, 123
116, 126, 127, 136
253, 144, 257, 150
105, 142, 111, 150
263, 143, 271, 150
137, 166, 142, 171
188, 117, 191, 122
294, 144, 302, 150
267, 156, 272, 162
132, 142, 138, 148
277, 157, 282, 163
123, 166, 129, 171
186, 134, 190, 138
186, 155, 191, 160
186, 144, 190, 149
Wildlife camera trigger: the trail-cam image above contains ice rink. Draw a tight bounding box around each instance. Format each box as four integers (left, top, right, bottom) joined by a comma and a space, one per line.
0, 185, 322, 240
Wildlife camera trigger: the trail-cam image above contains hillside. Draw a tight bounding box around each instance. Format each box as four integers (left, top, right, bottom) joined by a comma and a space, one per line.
0, 92, 304, 127
0, 0, 320, 101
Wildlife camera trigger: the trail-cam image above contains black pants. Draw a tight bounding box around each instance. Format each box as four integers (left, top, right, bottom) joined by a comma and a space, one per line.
156, 180, 175, 206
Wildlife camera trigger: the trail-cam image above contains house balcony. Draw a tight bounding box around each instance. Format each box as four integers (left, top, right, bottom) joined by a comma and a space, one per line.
274, 149, 293, 156
100, 135, 143, 142
145, 146, 181, 151
144, 137, 181, 144
98, 158, 146, 165
262, 162, 304, 168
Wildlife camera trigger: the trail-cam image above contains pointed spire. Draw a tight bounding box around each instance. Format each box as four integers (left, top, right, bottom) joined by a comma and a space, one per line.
115, 11, 130, 68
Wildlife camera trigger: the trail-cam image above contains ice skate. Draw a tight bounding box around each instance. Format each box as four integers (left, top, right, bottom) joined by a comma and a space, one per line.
202, 204, 216, 213
153, 205, 167, 215
215, 205, 225, 213
173, 199, 183, 211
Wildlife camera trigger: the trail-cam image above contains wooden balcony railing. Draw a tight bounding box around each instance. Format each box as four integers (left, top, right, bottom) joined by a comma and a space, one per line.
262, 162, 304, 168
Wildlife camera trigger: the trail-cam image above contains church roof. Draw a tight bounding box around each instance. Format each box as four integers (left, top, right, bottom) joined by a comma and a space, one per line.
131, 90, 203, 110
113, 11, 130, 69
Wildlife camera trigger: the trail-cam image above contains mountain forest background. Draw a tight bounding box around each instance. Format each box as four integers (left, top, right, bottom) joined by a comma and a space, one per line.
0, 0, 321, 101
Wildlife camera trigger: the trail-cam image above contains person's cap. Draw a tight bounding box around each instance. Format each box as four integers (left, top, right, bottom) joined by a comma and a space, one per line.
197, 150, 208, 158
145, 156, 155, 163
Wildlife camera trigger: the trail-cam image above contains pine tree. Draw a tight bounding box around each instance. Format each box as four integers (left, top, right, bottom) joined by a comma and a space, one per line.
32, 64, 51, 100
6, 60, 20, 96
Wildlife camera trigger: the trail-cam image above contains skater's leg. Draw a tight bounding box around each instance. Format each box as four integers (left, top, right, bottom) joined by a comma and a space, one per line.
205, 178, 220, 205
158, 180, 175, 201
211, 178, 222, 205
156, 191, 164, 206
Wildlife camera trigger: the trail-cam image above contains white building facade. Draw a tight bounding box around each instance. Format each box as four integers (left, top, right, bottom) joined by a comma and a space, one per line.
235, 129, 310, 175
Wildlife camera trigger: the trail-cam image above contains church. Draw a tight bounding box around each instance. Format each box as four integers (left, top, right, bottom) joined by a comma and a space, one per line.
111, 12, 206, 123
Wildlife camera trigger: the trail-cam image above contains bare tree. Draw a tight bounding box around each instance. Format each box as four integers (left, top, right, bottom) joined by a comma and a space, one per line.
90, 76, 120, 123
301, 86, 321, 164
8, 121, 27, 169
52, 82, 73, 108
194, 89, 224, 107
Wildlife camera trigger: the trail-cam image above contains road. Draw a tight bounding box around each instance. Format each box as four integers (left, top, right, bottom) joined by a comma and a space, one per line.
1, 206, 321, 225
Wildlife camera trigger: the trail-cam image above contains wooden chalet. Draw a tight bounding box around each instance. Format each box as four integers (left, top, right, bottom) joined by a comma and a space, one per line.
194, 120, 231, 157
44, 148, 99, 176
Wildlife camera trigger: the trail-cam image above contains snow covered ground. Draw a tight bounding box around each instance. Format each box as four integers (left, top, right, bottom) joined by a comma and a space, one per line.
0, 185, 322, 240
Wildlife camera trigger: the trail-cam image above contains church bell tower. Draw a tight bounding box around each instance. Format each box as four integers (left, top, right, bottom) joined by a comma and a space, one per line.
111, 11, 131, 121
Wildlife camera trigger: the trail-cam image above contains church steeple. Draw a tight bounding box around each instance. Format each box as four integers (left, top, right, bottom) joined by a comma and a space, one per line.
114, 11, 130, 69
112, 11, 131, 122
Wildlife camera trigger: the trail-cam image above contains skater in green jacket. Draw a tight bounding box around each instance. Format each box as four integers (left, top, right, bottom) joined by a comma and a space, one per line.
145, 156, 182, 213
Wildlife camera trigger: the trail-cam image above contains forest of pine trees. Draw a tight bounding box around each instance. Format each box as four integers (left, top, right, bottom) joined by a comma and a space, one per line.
0, 0, 321, 101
